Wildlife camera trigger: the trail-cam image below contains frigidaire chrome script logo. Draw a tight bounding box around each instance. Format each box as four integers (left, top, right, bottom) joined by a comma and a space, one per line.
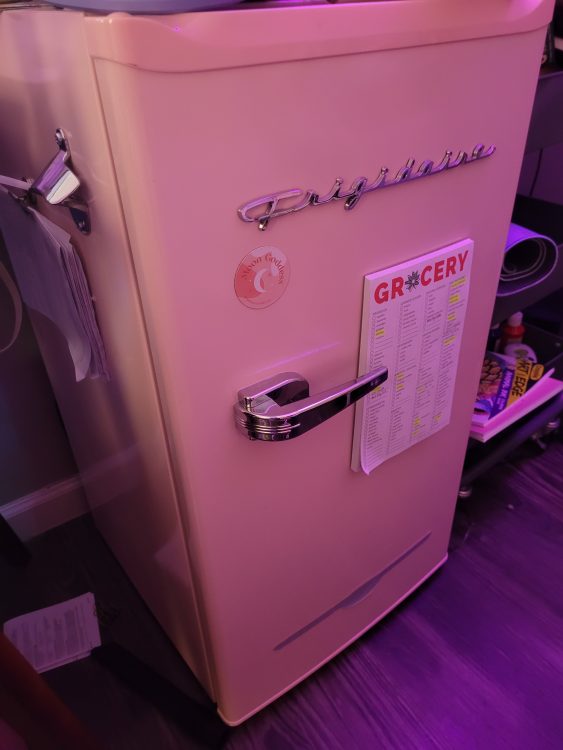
238, 144, 496, 231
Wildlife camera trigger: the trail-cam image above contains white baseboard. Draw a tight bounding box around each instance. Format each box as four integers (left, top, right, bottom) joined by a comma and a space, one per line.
0, 475, 88, 540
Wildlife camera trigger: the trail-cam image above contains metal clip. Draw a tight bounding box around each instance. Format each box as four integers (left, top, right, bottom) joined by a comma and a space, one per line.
29, 129, 90, 234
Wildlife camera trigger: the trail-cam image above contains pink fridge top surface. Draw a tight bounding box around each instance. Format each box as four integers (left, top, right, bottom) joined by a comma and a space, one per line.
85, 0, 553, 71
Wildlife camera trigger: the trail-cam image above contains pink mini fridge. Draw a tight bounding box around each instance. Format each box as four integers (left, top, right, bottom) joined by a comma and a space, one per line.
0, 0, 553, 724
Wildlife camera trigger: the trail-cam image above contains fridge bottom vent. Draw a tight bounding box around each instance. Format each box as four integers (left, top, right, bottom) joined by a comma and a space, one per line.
274, 530, 432, 651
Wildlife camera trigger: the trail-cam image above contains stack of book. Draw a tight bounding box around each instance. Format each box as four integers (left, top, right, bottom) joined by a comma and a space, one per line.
470, 351, 563, 442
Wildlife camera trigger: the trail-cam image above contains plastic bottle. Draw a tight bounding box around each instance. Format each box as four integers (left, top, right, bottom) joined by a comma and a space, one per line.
501, 312, 525, 351
504, 342, 537, 362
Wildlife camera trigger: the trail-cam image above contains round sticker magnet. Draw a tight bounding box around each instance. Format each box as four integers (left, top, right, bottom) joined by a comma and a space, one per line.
234, 246, 290, 309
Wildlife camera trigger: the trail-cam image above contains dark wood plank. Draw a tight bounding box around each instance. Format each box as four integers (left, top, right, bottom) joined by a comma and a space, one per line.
1, 441, 562, 749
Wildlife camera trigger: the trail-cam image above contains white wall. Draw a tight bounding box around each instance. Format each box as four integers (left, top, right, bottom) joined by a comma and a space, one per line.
0, 237, 78, 506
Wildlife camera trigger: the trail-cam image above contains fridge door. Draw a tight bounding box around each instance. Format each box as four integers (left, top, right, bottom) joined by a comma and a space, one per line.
86, 0, 552, 724
7, 0, 550, 724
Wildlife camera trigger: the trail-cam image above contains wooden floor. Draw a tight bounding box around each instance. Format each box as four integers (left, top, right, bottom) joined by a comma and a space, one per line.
1, 440, 562, 749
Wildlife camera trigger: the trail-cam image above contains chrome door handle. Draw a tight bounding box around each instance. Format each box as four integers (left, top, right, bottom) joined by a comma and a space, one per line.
234, 367, 388, 442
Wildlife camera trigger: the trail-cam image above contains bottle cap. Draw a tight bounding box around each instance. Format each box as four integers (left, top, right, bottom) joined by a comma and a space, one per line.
507, 311, 523, 327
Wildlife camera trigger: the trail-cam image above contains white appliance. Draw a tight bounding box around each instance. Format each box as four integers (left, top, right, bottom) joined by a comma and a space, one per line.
0, 0, 552, 724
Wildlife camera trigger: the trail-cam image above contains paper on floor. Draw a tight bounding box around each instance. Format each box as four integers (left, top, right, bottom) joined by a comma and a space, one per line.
3, 593, 101, 674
